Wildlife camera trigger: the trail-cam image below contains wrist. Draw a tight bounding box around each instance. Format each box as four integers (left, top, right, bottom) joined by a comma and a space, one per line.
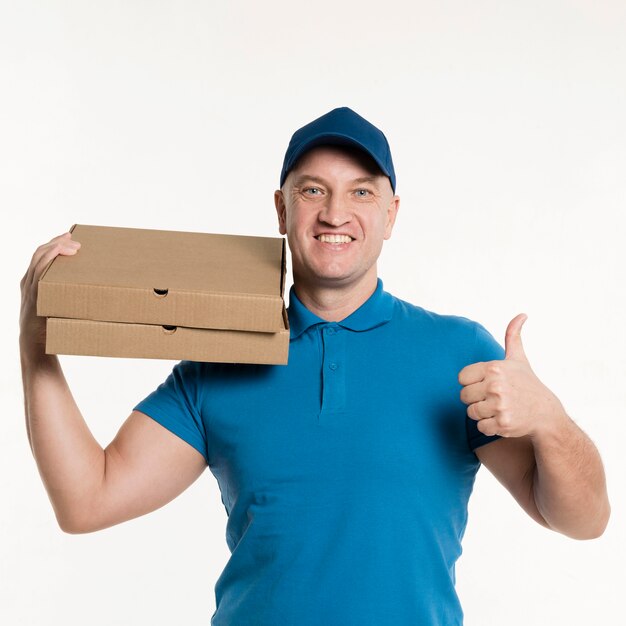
528, 398, 572, 445
19, 336, 57, 371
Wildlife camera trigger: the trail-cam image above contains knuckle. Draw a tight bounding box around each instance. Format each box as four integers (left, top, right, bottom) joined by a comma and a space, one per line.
494, 399, 507, 413
38, 241, 56, 253
498, 414, 512, 430
47, 243, 62, 258
489, 382, 504, 396
487, 362, 502, 376
33, 241, 58, 261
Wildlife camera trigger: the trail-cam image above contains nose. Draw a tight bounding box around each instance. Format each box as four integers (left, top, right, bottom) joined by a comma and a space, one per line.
318, 194, 352, 227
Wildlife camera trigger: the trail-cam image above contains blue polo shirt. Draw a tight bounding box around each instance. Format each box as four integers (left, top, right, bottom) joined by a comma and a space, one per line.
133, 279, 504, 625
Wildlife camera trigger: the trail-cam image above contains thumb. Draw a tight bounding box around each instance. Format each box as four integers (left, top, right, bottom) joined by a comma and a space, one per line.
505, 313, 529, 362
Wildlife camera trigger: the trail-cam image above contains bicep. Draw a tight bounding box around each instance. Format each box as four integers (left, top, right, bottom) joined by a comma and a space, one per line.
475, 435, 550, 529
86, 410, 207, 532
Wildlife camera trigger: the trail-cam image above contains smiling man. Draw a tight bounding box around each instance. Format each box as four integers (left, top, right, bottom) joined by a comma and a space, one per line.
20, 107, 610, 626
275, 141, 398, 318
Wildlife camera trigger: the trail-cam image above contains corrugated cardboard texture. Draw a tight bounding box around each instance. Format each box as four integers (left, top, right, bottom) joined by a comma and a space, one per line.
46, 314, 289, 365
38, 224, 286, 332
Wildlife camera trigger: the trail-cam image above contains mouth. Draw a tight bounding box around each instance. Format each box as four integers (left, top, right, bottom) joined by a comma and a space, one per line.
315, 234, 355, 244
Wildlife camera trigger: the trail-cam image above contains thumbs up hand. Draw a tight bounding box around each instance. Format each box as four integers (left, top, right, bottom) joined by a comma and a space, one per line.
458, 314, 567, 439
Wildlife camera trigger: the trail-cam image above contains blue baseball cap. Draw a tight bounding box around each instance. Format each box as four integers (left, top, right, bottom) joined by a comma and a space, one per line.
279, 107, 396, 193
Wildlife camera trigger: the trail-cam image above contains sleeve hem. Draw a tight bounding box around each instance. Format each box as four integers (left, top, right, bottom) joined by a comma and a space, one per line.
133, 402, 209, 465
469, 433, 502, 451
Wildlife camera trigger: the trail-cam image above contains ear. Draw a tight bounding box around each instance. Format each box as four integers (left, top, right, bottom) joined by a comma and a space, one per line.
274, 189, 287, 235
383, 195, 400, 240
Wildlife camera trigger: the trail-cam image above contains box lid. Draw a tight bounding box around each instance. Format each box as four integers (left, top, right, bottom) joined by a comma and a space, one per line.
37, 224, 287, 332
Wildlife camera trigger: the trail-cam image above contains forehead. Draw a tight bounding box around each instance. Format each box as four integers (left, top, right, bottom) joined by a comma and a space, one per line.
290, 144, 384, 179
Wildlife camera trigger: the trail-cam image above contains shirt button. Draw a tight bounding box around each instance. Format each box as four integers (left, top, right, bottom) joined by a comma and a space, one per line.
329, 362, 338, 371
326, 327, 336, 335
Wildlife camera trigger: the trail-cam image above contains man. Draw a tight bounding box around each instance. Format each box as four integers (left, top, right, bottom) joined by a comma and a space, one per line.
20, 107, 610, 625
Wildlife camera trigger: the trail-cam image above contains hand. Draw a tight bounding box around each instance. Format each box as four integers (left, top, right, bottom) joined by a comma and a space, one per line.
19, 232, 81, 355
458, 314, 567, 438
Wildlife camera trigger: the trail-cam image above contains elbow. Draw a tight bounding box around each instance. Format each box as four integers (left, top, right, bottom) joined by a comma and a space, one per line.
555, 501, 612, 541
59, 523, 87, 535
57, 506, 120, 535
58, 516, 92, 535
56, 509, 99, 535
565, 525, 607, 541
580, 502, 611, 540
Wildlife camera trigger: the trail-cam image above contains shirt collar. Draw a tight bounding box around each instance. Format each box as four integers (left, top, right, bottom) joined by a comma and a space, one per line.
287, 278, 395, 340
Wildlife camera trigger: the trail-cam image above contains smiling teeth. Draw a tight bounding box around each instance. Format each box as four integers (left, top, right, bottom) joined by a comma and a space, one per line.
317, 234, 353, 243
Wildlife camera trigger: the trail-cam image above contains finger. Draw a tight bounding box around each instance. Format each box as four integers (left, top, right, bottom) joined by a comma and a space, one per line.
504, 313, 529, 362
24, 233, 77, 286
28, 232, 74, 265
35, 239, 80, 276
24, 241, 59, 289
476, 417, 500, 437
28, 239, 80, 289
459, 380, 487, 405
467, 399, 496, 421
458, 361, 488, 386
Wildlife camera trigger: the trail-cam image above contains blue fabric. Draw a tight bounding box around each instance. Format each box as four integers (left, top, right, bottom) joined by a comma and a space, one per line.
133, 279, 505, 625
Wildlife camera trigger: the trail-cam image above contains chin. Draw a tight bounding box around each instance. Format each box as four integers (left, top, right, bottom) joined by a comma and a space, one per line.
294, 258, 373, 288
303, 269, 363, 288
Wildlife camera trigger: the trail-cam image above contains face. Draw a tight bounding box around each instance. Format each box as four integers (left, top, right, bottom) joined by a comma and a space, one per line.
274, 145, 400, 291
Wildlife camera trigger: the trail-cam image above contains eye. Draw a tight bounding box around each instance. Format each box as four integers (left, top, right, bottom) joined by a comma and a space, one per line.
303, 187, 322, 195
355, 188, 370, 197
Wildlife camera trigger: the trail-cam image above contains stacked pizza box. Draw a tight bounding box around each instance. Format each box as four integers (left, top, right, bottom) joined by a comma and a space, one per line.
37, 224, 289, 364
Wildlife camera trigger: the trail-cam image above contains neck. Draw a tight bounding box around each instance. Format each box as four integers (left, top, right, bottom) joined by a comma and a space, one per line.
292, 270, 379, 322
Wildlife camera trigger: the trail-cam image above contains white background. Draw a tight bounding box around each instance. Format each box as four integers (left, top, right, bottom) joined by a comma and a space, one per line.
1, 1, 624, 624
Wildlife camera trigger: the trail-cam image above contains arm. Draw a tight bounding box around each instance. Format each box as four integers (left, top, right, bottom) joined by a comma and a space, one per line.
475, 425, 610, 539
460, 314, 610, 540
20, 232, 206, 534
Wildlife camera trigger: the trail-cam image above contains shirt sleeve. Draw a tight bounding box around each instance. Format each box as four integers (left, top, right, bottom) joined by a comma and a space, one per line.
466, 321, 506, 451
133, 360, 209, 464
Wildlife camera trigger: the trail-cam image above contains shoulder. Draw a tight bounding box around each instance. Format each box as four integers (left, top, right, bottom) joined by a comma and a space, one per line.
386, 290, 504, 359
173, 359, 207, 380
389, 292, 482, 340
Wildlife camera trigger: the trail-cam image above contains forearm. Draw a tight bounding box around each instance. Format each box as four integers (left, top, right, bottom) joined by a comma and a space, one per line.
20, 343, 105, 532
532, 411, 610, 540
